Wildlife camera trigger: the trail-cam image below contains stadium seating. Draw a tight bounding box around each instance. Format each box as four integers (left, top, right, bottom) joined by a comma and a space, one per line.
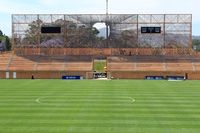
0, 53, 93, 72
192, 59, 200, 71
107, 63, 136, 71
107, 56, 196, 72
0, 52, 12, 70
136, 63, 164, 71
9, 55, 36, 71
1, 51, 200, 79
165, 59, 193, 71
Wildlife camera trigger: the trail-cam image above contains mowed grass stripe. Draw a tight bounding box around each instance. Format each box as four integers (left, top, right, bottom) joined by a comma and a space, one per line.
1, 114, 200, 121
1, 120, 200, 127
1, 95, 200, 98
1, 96, 200, 100
1, 127, 200, 133
2, 104, 200, 109
1, 106, 200, 112
1, 110, 200, 115
1, 80, 200, 133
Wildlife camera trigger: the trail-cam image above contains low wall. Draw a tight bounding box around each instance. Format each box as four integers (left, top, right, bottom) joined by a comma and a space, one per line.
0, 71, 91, 79
187, 72, 200, 80
0, 71, 6, 79
1, 70, 200, 80
110, 71, 200, 80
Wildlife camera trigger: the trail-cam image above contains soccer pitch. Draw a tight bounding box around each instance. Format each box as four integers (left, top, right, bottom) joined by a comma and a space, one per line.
0, 80, 200, 133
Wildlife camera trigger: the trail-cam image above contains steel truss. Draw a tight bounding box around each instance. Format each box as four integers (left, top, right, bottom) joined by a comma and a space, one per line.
12, 14, 192, 48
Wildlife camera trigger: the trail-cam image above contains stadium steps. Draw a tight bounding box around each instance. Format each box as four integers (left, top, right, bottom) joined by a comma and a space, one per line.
107, 56, 197, 72
136, 62, 165, 71
165, 63, 193, 71
193, 60, 200, 71
51, 56, 67, 71
34, 62, 38, 71
0, 52, 13, 70
64, 62, 93, 71
8, 55, 37, 71
163, 62, 167, 71
34, 55, 93, 71
5, 53, 14, 71
194, 63, 200, 71
107, 63, 136, 71
192, 62, 196, 71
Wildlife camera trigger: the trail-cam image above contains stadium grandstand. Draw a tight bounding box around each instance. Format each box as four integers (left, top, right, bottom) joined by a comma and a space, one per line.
1, 14, 200, 80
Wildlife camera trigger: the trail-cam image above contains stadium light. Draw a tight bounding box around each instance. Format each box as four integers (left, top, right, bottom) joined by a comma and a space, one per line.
106, 0, 108, 15
106, 0, 109, 46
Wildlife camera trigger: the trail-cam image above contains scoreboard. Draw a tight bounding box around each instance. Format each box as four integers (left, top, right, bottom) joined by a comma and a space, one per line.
41, 26, 61, 33
141, 27, 161, 33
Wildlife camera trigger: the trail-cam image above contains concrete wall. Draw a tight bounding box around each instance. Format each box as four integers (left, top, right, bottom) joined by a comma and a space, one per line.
110, 71, 200, 80
1, 70, 200, 80
0, 71, 90, 79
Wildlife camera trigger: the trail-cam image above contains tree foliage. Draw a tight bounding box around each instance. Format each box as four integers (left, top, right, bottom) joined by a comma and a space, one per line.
192, 39, 200, 50
193, 39, 200, 46
0, 30, 11, 51
0, 30, 3, 36
22, 19, 141, 48
23, 19, 100, 48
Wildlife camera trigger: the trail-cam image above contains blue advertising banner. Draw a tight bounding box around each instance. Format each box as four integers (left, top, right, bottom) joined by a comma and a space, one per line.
62, 76, 81, 80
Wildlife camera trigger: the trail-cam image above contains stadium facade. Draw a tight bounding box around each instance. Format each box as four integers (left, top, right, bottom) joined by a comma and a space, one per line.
2, 14, 200, 80
12, 14, 192, 49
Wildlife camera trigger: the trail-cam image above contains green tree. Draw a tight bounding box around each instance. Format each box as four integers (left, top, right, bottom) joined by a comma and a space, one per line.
192, 39, 200, 50
0, 30, 3, 36
193, 39, 200, 45
5, 36, 11, 51
0, 30, 12, 51
23, 19, 43, 46
23, 19, 101, 48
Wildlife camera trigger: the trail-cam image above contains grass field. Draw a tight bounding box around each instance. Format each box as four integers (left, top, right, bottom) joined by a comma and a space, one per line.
93, 60, 106, 72
1, 80, 200, 133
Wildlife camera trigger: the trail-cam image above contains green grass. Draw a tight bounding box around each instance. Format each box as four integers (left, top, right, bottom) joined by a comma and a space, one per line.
93, 60, 106, 72
1, 80, 200, 133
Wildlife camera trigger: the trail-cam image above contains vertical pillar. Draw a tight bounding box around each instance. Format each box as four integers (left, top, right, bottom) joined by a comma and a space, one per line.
106, 0, 109, 48
189, 14, 192, 48
11, 15, 15, 51
163, 14, 166, 48
137, 14, 139, 47
37, 14, 41, 55
64, 15, 67, 49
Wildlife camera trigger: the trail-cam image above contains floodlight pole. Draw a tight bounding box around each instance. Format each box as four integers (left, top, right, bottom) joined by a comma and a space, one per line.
106, 0, 108, 16
106, 0, 109, 47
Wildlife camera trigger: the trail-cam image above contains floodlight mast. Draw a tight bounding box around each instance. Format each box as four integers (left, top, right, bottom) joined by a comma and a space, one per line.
106, 0, 108, 15
106, 0, 109, 47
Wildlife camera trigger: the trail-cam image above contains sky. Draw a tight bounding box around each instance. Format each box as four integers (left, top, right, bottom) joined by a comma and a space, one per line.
0, 0, 199, 36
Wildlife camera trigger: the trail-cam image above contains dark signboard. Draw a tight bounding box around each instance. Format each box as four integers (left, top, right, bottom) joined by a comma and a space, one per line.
41, 26, 61, 33
141, 27, 161, 33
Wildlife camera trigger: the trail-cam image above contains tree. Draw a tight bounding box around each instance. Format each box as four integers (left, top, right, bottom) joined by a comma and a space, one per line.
22, 18, 104, 48
0, 30, 12, 51
193, 39, 200, 46
5, 36, 11, 51
0, 30, 3, 36
192, 39, 200, 51
23, 19, 43, 46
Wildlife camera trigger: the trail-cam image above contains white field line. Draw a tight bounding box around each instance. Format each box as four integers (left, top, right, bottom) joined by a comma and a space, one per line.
126, 97, 136, 103
35, 97, 46, 104
35, 98, 41, 104
35, 96, 135, 103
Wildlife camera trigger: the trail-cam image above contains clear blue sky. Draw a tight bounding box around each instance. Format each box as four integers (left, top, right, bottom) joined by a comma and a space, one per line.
0, 0, 199, 36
